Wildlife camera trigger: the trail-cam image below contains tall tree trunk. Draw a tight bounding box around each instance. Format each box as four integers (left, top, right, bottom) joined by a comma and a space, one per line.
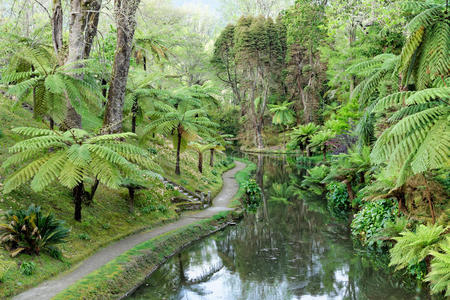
175, 129, 182, 175
103, 0, 141, 133
73, 182, 85, 221
52, 0, 63, 64
64, 0, 87, 129
198, 152, 203, 173
210, 149, 215, 167
83, 0, 102, 58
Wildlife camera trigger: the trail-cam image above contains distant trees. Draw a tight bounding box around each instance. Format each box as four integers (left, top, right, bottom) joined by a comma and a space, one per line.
213, 16, 286, 149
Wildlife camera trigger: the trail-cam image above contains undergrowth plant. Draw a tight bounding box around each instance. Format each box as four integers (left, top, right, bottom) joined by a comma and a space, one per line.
0, 205, 70, 257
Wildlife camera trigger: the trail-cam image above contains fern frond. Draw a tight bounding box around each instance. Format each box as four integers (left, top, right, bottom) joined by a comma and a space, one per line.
399, 26, 425, 77
406, 87, 450, 105
30, 151, 66, 191
12, 127, 61, 137
373, 91, 415, 112
389, 224, 447, 270
426, 237, 450, 297
3, 157, 50, 193
86, 132, 137, 144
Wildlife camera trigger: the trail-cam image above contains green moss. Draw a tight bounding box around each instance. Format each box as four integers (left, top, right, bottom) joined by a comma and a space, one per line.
53, 212, 237, 300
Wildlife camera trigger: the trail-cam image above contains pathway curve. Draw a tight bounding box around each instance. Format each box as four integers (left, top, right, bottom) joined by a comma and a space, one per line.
14, 161, 246, 300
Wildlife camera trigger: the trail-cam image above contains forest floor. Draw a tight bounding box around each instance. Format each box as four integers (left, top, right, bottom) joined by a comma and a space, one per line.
13, 161, 246, 300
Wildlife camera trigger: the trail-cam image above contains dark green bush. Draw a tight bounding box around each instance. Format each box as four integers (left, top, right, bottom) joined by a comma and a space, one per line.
326, 182, 349, 218
20, 261, 36, 276
242, 179, 262, 212
351, 198, 398, 246
0, 205, 70, 257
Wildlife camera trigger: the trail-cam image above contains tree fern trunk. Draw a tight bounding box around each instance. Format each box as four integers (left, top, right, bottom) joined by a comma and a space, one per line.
73, 182, 84, 221
131, 98, 138, 133
198, 152, 203, 173
128, 187, 135, 214
323, 145, 327, 161
175, 130, 182, 175
210, 149, 214, 167
344, 180, 355, 201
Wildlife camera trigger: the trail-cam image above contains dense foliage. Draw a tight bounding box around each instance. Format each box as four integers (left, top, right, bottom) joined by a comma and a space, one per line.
0, 205, 70, 257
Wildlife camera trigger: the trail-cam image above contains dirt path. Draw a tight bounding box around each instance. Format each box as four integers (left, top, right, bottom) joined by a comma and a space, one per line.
14, 161, 246, 300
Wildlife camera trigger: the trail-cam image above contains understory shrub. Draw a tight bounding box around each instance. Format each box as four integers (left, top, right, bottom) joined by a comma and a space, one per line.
351, 198, 398, 246
20, 261, 36, 276
326, 182, 349, 218
0, 205, 70, 257
242, 179, 262, 212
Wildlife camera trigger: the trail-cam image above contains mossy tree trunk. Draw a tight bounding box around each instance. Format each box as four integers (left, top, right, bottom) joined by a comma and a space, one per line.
103, 0, 141, 133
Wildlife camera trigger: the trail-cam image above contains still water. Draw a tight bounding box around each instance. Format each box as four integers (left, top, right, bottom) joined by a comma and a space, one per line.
129, 155, 427, 300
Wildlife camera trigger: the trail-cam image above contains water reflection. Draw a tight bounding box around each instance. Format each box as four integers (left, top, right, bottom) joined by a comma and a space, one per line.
129, 155, 426, 300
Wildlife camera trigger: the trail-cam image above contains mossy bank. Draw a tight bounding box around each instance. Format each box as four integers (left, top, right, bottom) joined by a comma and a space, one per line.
52, 211, 242, 300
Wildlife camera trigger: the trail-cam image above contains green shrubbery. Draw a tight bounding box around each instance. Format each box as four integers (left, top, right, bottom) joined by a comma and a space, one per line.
242, 179, 262, 212
389, 224, 449, 291
351, 198, 398, 246
19, 261, 36, 276
326, 182, 349, 217
0, 205, 70, 257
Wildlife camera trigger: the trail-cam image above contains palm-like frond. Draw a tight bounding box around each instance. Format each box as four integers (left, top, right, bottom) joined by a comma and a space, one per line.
426, 237, 450, 297
2, 127, 160, 192
389, 224, 447, 270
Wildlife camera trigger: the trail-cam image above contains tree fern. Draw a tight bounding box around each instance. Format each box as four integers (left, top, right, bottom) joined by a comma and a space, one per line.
399, 2, 449, 88
426, 237, 450, 296
142, 106, 218, 175
389, 224, 447, 270
2, 42, 105, 127
2, 127, 159, 221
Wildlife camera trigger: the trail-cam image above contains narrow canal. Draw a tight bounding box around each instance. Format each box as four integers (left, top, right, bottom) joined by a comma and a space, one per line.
129, 155, 427, 300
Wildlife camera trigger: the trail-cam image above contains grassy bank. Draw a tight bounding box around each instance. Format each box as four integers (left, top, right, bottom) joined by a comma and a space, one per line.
53, 211, 241, 300
230, 158, 257, 207
0, 98, 233, 298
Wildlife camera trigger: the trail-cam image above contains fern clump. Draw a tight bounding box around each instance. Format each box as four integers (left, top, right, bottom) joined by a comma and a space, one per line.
2, 127, 159, 221
389, 224, 447, 270
426, 237, 450, 296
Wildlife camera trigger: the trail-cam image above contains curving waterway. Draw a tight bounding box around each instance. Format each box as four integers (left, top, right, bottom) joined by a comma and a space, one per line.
128, 154, 428, 300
